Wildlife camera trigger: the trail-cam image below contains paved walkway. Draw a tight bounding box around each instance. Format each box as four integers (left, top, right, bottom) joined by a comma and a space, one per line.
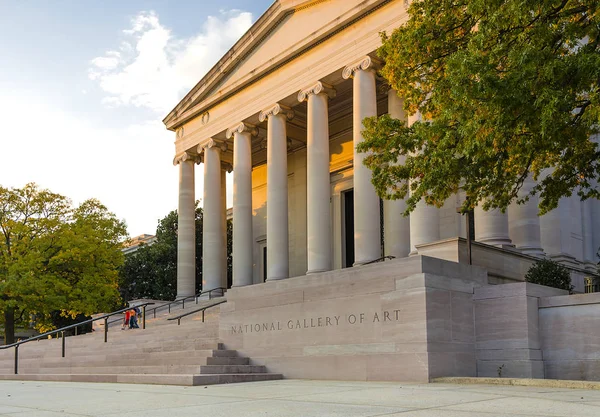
1, 379, 600, 416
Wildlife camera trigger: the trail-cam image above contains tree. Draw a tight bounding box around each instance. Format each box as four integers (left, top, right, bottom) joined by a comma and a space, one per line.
525, 258, 573, 293
0, 184, 126, 344
118, 206, 232, 301
358, 0, 600, 215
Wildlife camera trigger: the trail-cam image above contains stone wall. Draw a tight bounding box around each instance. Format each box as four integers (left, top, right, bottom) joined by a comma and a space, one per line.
539, 293, 600, 380
219, 256, 485, 382
473, 283, 567, 379
218, 256, 600, 382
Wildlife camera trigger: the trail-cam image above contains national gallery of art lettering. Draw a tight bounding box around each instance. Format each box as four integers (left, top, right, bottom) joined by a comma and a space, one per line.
161, 0, 600, 381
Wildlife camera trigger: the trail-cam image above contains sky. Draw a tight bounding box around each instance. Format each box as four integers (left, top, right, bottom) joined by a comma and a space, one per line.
0, 0, 273, 237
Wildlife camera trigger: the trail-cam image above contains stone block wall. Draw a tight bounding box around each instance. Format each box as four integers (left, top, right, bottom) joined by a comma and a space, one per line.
473, 283, 567, 379
539, 293, 600, 380
219, 256, 485, 382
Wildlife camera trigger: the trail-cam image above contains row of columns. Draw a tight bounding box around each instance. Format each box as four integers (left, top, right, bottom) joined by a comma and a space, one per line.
174, 56, 598, 299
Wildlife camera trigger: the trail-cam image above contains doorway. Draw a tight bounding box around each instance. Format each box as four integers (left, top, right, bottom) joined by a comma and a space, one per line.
342, 189, 355, 268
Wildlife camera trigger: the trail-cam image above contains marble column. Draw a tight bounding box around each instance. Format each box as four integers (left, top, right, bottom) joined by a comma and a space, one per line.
343, 56, 381, 264
201, 140, 225, 294
226, 122, 257, 287
175, 152, 197, 299
383, 89, 410, 259
582, 197, 595, 269
259, 103, 294, 281
298, 81, 336, 274
540, 197, 575, 263
475, 205, 513, 247
221, 166, 229, 289
592, 179, 600, 265
408, 112, 440, 254
508, 176, 543, 256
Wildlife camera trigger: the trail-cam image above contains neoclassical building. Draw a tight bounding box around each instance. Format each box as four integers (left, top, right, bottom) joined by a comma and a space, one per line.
163, 0, 600, 299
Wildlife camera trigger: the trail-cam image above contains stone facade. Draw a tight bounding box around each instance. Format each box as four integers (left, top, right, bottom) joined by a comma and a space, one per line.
160, 0, 600, 382
163, 0, 599, 297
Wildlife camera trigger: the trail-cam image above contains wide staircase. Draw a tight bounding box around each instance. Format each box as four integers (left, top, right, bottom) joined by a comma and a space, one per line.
0, 297, 282, 386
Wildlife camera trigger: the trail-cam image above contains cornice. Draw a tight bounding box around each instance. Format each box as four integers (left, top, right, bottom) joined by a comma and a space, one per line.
225, 122, 259, 139
258, 103, 295, 122
163, 0, 392, 131
298, 81, 336, 102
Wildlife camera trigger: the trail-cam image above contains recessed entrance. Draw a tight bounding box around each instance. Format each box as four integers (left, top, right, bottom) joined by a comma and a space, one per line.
342, 189, 355, 268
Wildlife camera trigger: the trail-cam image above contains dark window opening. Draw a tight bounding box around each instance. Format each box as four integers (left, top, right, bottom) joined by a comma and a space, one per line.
343, 189, 355, 268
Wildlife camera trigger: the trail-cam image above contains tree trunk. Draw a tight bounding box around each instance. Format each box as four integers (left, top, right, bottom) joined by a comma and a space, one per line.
4, 307, 15, 345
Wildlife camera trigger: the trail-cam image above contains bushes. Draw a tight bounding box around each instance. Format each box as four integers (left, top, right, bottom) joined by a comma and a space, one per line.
525, 258, 573, 293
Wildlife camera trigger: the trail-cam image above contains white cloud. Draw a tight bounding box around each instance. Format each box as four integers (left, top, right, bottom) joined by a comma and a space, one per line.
89, 10, 253, 113
0, 92, 182, 237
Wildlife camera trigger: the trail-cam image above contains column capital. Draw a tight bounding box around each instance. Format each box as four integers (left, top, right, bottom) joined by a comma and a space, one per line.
298, 81, 336, 102
172, 151, 201, 166
342, 56, 381, 79
259, 103, 295, 122
198, 138, 227, 153
226, 122, 258, 139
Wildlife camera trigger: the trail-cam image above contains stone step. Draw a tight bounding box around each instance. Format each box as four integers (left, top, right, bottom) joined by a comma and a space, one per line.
0, 349, 238, 373
206, 356, 249, 365
200, 365, 266, 374
11, 364, 206, 375
6, 339, 222, 359
0, 373, 283, 386
8, 354, 214, 369
211, 350, 238, 357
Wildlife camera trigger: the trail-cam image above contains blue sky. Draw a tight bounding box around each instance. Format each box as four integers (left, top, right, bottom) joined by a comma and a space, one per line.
0, 0, 273, 236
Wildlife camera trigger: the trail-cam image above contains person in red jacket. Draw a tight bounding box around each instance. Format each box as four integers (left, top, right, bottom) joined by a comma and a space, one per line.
122, 309, 131, 330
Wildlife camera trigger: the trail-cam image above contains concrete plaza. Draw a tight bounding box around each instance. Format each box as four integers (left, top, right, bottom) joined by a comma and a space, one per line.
1, 379, 600, 416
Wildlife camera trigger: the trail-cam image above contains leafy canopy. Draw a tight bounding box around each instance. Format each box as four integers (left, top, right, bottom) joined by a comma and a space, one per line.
0, 183, 126, 344
525, 258, 573, 292
119, 206, 233, 301
358, 0, 600, 214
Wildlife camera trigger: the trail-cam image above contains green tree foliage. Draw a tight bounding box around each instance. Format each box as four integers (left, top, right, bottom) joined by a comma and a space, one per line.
525, 258, 573, 292
358, 0, 600, 214
118, 207, 233, 301
0, 184, 126, 344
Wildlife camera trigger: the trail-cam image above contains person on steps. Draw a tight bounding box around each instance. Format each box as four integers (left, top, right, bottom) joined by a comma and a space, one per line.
122, 309, 131, 330
129, 308, 139, 329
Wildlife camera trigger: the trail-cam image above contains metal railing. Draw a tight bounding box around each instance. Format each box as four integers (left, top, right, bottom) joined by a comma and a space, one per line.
0, 302, 154, 375
150, 287, 226, 318
364, 255, 395, 265
167, 299, 227, 325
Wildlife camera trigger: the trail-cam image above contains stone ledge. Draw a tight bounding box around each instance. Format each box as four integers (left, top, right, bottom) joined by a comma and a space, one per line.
432, 376, 600, 390
539, 293, 600, 308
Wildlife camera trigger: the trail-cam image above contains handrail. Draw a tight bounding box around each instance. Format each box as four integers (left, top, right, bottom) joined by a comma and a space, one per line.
150, 287, 226, 318
0, 302, 154, 375
167, 299, 227, 325
364, 255, 395, 265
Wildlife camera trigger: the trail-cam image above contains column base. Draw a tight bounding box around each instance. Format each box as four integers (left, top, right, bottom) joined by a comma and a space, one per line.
306, 269, 330, 275
266, 276, 288, 282
477, 239, 515, 250
517, 246, 545, 257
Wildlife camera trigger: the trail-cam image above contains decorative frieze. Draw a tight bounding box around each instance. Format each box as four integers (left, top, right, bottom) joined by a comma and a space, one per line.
226, 122, 259, 139
342, 56, 380, 80
258, 103, 295, 122
297, 81, 336, 102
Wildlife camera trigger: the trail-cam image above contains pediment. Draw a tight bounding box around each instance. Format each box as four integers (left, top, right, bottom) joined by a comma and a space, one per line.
164, 0, 386, 130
